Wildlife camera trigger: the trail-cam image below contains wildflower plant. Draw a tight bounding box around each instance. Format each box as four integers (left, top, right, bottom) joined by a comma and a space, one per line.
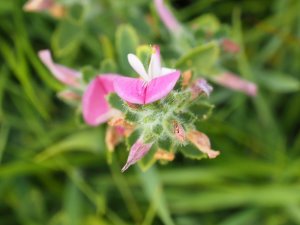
32, 0, 260, 172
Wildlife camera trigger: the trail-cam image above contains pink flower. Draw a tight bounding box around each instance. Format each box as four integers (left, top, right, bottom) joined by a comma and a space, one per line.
38, 49, 122, 126
38, 49, 81, 88
121, 139, 153, 172
82, 75, 122, 126
213, 72, 257, 96
154, 0, 181, 33
221, 39, 240, 54
114, 46, 180, 104
23, 0, 65, 18
24, 0, 54, 11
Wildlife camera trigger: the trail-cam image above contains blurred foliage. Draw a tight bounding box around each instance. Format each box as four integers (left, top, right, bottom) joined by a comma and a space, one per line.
0, 0, 300, 224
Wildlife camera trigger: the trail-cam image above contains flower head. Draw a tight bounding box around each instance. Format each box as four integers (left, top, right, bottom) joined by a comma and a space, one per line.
114, 46, 180, 104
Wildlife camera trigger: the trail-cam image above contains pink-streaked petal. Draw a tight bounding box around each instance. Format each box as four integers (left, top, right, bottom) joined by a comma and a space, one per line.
82, 75, 120, 126
145, 70, 180, 104
222, 39, 240, 54
24, 0, 54, 11
114, 71, 180, 105
154, 0, 181, 33
195, 79, 213, 96
38, 49, 81, 87
148, 45, 161, 79
213, 72, 257, 96
122, 139, 153, 172
114, 76, 146, 104
128, 54, 149, 81
161, 67, 176, 76
98, 74, 121, 93
57, 90, 81, 102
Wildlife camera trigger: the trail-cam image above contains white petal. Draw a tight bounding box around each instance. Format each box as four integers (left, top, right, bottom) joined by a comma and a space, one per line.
148, 47, 161, 79
161, 67, 176, 76
127, 54, 150, 81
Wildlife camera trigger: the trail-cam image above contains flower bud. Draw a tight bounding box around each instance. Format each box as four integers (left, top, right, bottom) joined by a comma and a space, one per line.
190, 79, 213, 98
187, 130, 220, 159
182, 70, 192, 88
154, 149, 175, 161
173, 120, 186, 143
122, 139, 153, 172
57, 90, 81, 102
221, 39, 240, 54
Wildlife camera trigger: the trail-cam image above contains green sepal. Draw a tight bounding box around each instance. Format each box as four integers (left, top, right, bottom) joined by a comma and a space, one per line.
81, 66, 98, 83
138, 144, 157, 172
179, 144, 207, 160
99, 58, 117, 74
124, 110, 140, 123
106, 93, 125, 112
188, 101, 214, 121
157, 137, 172, 151
52, 20, 83, 57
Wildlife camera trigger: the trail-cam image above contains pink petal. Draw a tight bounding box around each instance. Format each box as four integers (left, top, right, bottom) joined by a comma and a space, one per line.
38, 49, 81, 87
145, 70, 180, 104
24, 0, 54, 11
213, 72, 257, 96
148, 45, 161, 78
121, 139, 153, 172
57, 90, 81, 102
192, 79, 213, 97
114, 77, 146, 104
154, 0, 181, 33
222, 39, 240, 54
82, 74, 120, 126
114, 71, 180, 104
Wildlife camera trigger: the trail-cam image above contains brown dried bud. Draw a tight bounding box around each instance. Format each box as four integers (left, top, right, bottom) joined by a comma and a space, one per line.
182, 70, 192, 88
187, 130, 220, 159
105, 126, 123, 152
173, 121, 186, 143
154, 149, 175, 161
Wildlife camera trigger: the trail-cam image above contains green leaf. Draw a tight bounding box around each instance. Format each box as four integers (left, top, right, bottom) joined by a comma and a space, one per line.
175, 41, 219, 74
138, 167, 175, 225
99, 58, 117, 73
136, 45, 152, 69
190, 13, 221, 33
99, 35, 115, 59
52, 20, 83, 57
116, 24, 139, 75
107, 93, 125, 111
179, 144, 207, 160
81, 66, 98, 83
255, 69, 300, 93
